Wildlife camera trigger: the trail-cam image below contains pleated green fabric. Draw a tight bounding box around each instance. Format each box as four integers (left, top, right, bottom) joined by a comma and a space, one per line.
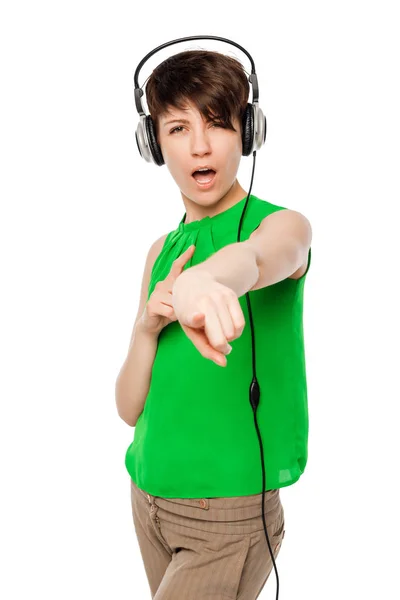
125, 194, 311, 498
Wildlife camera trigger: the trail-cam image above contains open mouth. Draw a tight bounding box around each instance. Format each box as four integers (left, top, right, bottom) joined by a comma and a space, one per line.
191, 168, 217, 188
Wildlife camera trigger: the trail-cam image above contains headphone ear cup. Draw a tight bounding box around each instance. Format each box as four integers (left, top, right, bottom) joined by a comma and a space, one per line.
146, 115, 164, 166
135, 129, 143, 158
241, 103, 254, 156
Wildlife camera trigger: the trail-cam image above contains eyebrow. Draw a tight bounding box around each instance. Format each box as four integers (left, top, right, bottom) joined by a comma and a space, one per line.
163, 118, 191, 127
163, 114, 223, 127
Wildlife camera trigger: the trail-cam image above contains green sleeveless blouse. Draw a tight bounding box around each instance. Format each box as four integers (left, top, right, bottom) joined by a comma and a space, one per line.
125, 194, 311, 498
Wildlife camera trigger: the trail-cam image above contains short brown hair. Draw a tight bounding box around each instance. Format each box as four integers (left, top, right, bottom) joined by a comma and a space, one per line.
145, 50, 250, 141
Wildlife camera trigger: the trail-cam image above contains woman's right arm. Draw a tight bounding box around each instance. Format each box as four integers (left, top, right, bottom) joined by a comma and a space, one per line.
115, 233, 167, 427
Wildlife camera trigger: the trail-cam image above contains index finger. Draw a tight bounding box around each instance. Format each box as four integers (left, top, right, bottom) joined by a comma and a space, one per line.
181, 321, 227, 367
168, 245, 195, 278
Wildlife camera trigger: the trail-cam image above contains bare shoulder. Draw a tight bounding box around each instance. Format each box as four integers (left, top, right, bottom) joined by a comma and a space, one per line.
147, 232, 169, 267
141, 231, 169, 296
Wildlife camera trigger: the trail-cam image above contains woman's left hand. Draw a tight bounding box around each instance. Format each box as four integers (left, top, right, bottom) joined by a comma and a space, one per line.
172, 268, 246, 366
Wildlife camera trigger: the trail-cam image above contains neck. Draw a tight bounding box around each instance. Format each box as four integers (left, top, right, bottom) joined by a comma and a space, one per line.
181, 179, 249, 224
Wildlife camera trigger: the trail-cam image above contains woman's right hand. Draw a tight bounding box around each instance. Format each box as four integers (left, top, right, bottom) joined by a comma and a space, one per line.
138, 245, 196, 337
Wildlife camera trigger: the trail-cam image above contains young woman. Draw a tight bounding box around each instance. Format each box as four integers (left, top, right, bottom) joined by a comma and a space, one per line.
116, 49, 312, 599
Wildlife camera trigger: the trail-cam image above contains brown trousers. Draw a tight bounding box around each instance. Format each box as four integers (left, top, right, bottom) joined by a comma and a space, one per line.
130, 478, 285, 599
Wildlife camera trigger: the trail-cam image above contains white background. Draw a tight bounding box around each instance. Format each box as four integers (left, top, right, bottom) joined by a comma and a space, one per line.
1, 1, 399, 598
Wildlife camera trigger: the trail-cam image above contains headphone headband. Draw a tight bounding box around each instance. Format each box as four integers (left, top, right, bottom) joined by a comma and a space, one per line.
133, 35, 259, 116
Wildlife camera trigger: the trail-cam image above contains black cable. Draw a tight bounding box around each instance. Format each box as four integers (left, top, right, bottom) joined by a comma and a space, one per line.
237, 150, 280, 599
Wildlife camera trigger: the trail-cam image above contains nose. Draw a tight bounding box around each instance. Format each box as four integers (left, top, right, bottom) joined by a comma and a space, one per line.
190, 125, 212, 157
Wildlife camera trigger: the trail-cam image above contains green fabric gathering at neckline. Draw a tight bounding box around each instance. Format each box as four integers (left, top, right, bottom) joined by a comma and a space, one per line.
178, 194, 249, 232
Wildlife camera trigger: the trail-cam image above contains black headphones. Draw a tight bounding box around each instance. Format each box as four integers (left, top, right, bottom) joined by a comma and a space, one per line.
133, 35, 281, 599
134, 35, 266, 165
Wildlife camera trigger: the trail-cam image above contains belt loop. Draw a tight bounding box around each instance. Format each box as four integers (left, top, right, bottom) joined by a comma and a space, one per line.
199, 498, 209, 510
